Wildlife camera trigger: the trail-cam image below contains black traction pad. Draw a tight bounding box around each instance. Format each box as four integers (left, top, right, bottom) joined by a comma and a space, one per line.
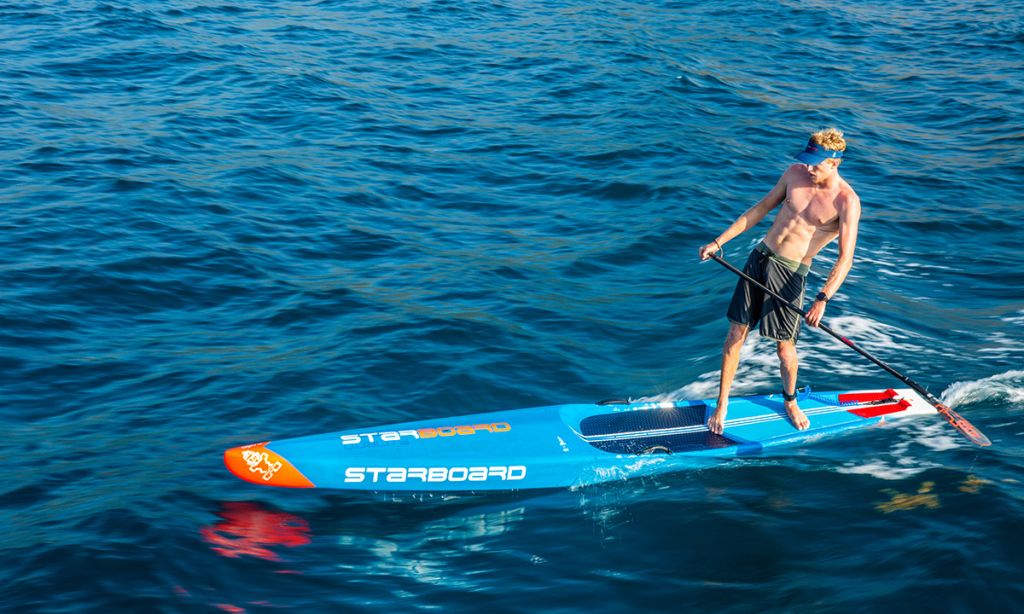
580, 404, 738, 454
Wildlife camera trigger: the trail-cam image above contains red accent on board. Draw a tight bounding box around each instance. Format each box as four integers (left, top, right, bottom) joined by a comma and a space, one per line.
848, 399, 911, 418
838, 388, 898, 404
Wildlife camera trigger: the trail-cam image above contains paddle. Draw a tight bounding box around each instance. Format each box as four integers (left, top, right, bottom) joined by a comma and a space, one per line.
708, 252, 991, 447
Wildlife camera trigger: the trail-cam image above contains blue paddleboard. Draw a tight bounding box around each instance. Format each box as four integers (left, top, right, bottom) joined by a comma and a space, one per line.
224, 388, 936, 492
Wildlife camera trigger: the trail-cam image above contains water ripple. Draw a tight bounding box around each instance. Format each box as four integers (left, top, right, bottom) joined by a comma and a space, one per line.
2, 0, 1023, 611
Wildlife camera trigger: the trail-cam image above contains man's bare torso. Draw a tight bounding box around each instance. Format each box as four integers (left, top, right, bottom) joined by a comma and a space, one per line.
764, 164, 856, 265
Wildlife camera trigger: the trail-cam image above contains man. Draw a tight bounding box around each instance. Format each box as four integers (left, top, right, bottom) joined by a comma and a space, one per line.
697, 128, 861, 435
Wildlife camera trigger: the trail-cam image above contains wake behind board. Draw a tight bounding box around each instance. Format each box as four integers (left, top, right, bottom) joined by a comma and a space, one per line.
224, 388, 936, 492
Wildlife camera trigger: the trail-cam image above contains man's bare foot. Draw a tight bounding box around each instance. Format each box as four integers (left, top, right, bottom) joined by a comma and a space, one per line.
784, 399, 810, 430
708, 404, 727, 435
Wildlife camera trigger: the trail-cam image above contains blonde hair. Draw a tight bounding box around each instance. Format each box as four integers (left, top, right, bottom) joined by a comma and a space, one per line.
811, 128, 846, 152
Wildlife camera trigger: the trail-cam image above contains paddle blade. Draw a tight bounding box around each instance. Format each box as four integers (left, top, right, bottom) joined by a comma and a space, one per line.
935, 403, 991, 447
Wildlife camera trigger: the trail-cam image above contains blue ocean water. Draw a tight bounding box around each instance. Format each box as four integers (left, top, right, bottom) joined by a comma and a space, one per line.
2, 0, 1023, 611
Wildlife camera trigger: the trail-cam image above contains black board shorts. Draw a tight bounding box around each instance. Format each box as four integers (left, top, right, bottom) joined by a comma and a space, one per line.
726, 242, 808, 342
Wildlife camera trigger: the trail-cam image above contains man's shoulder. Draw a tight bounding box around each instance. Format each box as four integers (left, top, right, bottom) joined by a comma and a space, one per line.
778, 164, 809, 188
836, 180, 861, 216
836, 178, 860, 204
783, 163, 806, 178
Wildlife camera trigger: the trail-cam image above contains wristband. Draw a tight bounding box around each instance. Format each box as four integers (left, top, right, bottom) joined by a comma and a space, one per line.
815, 292, 830, 303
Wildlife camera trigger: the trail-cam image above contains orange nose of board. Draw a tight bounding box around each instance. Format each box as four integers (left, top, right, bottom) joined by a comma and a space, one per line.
223, 442, 315, 488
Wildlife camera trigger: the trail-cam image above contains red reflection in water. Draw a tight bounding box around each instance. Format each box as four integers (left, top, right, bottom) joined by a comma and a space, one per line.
201, 502, 311, 562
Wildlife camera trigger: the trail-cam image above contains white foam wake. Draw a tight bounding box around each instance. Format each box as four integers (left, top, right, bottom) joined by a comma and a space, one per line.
941, 370, 1024, 407
833, 418, 959, 481
649, 312, 935, 402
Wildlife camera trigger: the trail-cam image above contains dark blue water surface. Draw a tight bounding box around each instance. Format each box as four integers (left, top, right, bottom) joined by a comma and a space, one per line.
3, 0, 1023, 611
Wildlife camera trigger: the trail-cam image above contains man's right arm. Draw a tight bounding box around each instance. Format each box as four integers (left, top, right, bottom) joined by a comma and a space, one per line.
699, 172, 788, 260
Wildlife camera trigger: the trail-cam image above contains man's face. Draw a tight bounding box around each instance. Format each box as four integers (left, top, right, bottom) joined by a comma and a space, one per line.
806, 158, 839, 182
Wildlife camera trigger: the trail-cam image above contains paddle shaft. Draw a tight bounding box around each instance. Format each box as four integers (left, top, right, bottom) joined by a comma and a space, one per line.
709, 252, 991, 446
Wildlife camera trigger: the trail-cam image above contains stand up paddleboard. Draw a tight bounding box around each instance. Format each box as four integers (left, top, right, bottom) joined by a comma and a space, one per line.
224, 387, 936, 492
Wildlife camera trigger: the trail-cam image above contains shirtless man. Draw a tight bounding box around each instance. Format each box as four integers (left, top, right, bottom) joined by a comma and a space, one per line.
697, 128, 860, 435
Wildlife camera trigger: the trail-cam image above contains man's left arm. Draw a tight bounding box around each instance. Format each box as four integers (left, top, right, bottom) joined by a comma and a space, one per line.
806, 196, 861, 327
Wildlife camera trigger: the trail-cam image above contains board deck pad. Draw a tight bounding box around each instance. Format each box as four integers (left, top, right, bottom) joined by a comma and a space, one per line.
580, 403, 708, 435
224, 388, 937, 492
579, 403, 738, 454
584, 430, 738, 455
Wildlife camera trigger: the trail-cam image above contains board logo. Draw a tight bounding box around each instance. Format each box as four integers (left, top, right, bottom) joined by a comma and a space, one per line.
241, 449, 282, 482
344, 465, 527, 484
340, 422, 511, 446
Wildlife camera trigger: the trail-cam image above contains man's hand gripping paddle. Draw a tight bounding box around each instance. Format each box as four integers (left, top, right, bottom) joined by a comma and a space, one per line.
708, 252, 991, 447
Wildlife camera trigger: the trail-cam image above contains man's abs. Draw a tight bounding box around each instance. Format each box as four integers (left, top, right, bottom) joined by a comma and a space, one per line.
764, 200, 839, 263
